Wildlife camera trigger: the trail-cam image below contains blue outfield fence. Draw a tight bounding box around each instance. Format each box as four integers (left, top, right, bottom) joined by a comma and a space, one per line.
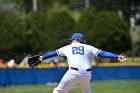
91, 66, 140, 80
0, 66, 140, 86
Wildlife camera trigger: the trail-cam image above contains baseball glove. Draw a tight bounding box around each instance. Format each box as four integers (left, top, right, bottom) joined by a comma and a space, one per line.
28, 55, 41, 68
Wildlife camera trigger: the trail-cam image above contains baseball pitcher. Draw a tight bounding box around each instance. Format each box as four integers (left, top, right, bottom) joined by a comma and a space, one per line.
28, 33, 127, 93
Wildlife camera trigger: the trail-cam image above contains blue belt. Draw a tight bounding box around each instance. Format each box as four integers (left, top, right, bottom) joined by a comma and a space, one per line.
70, 67, 91, 71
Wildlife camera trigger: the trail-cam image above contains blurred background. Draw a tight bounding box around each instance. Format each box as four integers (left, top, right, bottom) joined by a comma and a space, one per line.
0, 0, 140, 93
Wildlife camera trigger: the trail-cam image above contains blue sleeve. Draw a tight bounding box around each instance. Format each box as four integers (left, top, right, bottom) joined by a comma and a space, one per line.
42, 50, 58, 60
97, 51, 118, 59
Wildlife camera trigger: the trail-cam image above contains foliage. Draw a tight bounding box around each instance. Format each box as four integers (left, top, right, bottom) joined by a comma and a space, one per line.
0, 8, 75, 62
0, 13, 25, 61
22, 12, 48, 53
75, 7, 132, 53
131, 30, 140, 56
0, 4, 132, 62
46, 8, 75, 49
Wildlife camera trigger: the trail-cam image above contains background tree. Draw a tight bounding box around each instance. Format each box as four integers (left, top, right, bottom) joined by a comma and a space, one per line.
46, 6, 75, 50
75, 7, 132, 53
0, 13, 25, 61
22, 12, 48, 53
0, 0, 135, 63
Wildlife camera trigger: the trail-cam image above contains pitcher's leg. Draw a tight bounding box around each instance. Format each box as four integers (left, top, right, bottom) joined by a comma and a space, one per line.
53, 71, 79, 93
79, 75, 92, 93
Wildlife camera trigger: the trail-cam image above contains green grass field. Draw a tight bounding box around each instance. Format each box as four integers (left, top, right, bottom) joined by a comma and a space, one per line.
0, 80, 140, 93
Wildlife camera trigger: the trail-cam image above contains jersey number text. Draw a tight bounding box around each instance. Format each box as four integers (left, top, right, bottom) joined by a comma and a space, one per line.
72, 46, 84, 55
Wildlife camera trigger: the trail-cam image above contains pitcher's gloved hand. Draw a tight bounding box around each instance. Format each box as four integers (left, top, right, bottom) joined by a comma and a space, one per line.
28, 55, 42, 68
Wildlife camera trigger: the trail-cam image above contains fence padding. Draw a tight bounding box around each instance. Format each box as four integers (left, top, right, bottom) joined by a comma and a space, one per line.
0, 66, 140, 86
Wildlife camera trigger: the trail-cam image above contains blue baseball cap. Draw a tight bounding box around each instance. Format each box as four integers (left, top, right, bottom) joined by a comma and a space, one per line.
69, 33, 84, 40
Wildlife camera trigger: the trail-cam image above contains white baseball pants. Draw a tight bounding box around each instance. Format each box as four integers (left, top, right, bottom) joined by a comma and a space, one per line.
53, 69, 92, 93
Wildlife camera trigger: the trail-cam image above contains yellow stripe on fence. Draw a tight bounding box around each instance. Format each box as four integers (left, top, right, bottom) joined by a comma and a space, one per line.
0, 62, 140, 68
92, 62, 140, 67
